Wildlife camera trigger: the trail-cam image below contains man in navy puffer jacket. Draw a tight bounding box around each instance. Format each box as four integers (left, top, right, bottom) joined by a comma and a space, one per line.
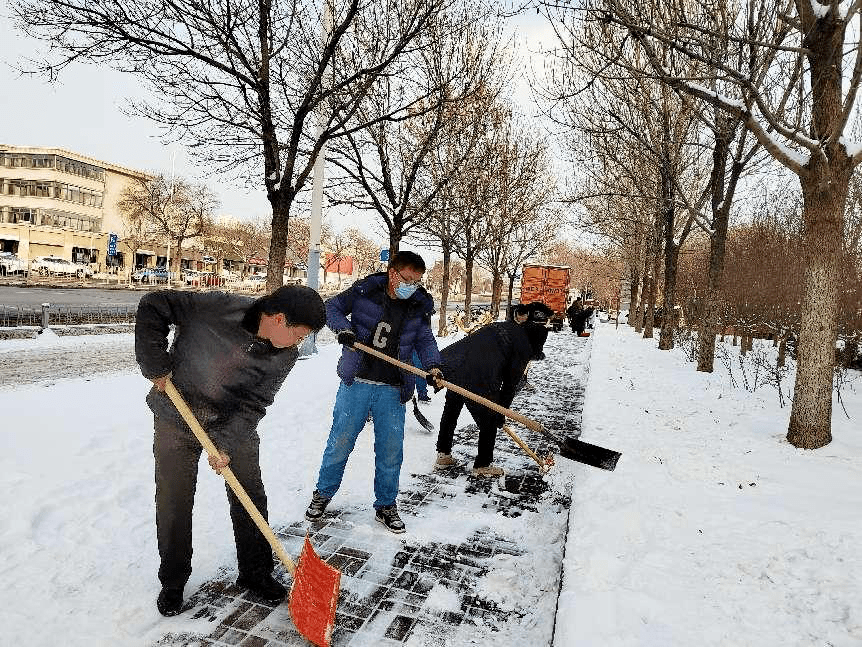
305, 251, 442, 533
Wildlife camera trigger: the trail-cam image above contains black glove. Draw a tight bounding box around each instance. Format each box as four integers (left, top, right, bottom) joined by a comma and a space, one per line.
336, 329, 356, 348
425, 367, 444, 392
491, 412, 505, 428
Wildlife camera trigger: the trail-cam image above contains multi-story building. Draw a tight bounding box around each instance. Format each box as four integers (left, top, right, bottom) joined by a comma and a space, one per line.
0, 144, 157, 272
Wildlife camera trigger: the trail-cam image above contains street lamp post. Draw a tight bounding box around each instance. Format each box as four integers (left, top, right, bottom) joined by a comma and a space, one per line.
298, 0, 333, 359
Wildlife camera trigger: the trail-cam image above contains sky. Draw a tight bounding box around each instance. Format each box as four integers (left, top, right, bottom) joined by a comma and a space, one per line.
1, 313, 860, 645
0, 1, 562, 248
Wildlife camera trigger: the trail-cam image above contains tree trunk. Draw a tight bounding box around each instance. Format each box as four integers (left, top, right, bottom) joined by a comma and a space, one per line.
643, 211, 662, 339
266, 193, 290, 292
786, 12, 852, 448
697, 210, 733, 371
490, 271, 503, 320
438, 248, 452, 337
463, 255, 474, 313
506, 272, 516, 318
787, 168, 847, 448
628, 267, 640, 326
778, 336, 787, 368
635, 244, 650, 333
658, 162, 677, 350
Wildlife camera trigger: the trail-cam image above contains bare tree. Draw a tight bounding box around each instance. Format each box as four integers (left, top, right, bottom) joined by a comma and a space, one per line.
117, 174, 215, 274
593, 0, 862, 448
15, 0, 462, 292
343, 227, 383, 278
328, 8, 501, 257
477, 116, 558, 318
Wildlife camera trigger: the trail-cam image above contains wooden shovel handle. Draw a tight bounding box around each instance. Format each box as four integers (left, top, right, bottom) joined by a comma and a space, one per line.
164, 378, 296, 575
501, 425, 548, 471
353, 341, 544, 433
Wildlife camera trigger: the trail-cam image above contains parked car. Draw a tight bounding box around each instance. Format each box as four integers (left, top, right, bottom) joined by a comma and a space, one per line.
132, 267, 170, 283
0, 252, 26, 275
31, 255, 93, 278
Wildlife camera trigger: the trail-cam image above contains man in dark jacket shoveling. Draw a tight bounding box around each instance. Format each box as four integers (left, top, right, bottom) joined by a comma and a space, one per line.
304, 251, 443, 533
135, 286, 326, 617
434, 303, 550, 476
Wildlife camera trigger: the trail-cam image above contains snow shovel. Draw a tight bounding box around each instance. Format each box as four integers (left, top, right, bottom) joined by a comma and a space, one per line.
412, 395, 435, 432
164, 378, 340, 647
352, 342, 621, 471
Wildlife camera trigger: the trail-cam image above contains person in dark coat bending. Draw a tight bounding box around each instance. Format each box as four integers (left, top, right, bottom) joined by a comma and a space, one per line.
135, 286, 326, 617
434, 304, 549, 477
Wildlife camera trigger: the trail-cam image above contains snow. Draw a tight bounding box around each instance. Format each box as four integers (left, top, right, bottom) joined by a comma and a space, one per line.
810, 0, 830, 19
553, 325, 862, 646
1, 322, 860, 646
840, 135, 862, 158
762, 129, 812, 168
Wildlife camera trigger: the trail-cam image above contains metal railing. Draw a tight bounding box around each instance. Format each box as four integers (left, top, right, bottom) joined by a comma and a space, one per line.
0, 304, 137, 327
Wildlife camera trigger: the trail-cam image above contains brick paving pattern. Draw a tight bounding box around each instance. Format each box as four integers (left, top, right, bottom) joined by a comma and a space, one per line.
155, 328, 593, 647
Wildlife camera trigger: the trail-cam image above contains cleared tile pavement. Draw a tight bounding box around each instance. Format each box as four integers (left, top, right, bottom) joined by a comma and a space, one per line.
155, 328, 594, 647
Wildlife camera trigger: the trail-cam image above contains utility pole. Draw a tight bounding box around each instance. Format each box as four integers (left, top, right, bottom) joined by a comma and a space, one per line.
166, 148, 176, 283
299, 0, 333, 358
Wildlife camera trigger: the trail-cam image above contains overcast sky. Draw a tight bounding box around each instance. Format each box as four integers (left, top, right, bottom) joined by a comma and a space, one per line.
0, 0, 561, 248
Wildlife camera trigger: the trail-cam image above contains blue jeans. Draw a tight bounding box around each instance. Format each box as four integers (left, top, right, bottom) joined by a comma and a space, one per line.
412, 351, 428, 398
315, 381, 406, 509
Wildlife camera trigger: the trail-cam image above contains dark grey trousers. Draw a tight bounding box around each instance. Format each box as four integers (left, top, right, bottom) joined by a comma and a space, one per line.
153, 416, 273, 590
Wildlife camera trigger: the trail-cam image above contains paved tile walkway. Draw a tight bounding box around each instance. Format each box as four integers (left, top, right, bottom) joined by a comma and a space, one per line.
155, 328, 593, 647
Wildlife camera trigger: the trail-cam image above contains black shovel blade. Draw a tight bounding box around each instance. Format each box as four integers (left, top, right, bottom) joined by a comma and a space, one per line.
412, 396, 435, 432
557, 436, 621, 471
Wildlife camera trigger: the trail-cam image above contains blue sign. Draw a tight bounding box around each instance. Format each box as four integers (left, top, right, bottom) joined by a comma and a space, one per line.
380, 249, 390, 262
107, 232, 118, 256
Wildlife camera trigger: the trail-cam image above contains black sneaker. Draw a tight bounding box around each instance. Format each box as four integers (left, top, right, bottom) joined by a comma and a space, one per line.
375, 505, 406, 534
156, 587, 183, 617
305, 490, 331, 521
236, 572, 286, 604
417, 394, 432, 403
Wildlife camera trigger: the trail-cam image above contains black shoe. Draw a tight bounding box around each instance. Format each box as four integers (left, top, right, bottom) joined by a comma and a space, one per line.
305, 490, 331, 521
236, 572, 286, 604
417, 394, 432, 402
156, 587, 183, 617
375, 505, 406, 534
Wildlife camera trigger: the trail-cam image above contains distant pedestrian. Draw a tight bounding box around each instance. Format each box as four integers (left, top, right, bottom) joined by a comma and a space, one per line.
305, 251, 443, 534
566, 298, 583, 334
434, 303, 549, 477
135, 286, 326, 617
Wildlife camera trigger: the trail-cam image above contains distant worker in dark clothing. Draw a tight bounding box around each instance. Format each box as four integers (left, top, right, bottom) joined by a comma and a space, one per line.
567, 297, 583, 334
434, 304, 549, 477
135, 286, 327, 617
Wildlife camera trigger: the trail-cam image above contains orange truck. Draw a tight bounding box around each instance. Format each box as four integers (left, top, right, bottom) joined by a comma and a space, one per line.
519, 264, 571, 331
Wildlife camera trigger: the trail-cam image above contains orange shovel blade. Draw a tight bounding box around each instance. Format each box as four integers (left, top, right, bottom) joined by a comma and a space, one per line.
288, 536, 341, 647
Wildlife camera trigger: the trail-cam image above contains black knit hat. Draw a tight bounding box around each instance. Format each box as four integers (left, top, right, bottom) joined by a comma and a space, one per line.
243, 284, 327, 332
523, 301, 553, 324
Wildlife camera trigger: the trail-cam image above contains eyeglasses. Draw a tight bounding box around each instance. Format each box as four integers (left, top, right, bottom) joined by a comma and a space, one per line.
394, 268, 422, 287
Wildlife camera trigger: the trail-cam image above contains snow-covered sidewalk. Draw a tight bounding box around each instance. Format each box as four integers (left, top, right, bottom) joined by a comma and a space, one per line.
557, 324, 862, 646
1, 321, 860, 646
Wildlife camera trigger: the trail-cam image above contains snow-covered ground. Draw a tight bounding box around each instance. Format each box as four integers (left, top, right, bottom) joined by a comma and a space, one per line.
559, 325, 862, 647
0, 322, 860, 646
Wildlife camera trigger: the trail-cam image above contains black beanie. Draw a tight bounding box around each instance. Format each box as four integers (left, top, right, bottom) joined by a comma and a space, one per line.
243, 284, 327, 332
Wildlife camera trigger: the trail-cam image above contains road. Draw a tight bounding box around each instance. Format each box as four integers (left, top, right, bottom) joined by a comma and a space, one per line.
0, 285, 493, 309
0, 285, 145, 307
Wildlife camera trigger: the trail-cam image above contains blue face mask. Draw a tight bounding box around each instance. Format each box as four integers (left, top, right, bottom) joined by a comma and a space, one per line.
395, 282, 419, 299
